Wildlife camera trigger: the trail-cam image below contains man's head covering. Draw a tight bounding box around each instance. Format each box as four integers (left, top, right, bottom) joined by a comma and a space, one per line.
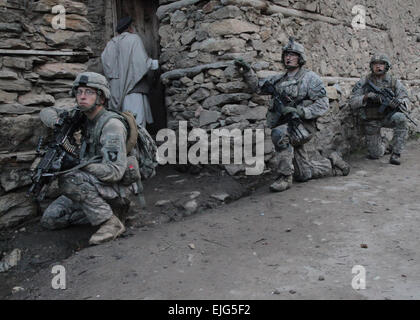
116, 16, 133, 34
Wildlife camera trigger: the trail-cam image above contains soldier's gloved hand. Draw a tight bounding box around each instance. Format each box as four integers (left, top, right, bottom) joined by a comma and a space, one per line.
363, 92, 381, 104
234, 58, 251, 73
282, 106, 303, 118
55, 111, 69, 128
389, 98, 401, 109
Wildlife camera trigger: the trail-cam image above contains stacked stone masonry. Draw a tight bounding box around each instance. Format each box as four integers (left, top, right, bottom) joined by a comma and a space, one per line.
0, 0, 419, 229
0, 0, 92, 229
157, 0, 420, 172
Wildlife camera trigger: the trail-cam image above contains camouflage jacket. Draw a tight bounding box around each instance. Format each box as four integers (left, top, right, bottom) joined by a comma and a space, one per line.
39, 107, 128, 184
349, 73, 410, 111
243, 67, 329, 128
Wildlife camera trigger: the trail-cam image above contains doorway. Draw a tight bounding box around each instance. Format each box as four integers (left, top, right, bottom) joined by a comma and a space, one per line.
113, 0, 166, 135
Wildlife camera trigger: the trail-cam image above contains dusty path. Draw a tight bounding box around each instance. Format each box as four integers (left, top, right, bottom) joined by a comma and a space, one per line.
9, 141, 420, 300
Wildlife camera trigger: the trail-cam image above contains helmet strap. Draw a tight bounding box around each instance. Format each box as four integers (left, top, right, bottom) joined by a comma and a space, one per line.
285, 65, 300, 71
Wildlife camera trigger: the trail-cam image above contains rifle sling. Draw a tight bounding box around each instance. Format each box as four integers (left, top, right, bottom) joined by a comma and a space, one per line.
52, 155, 102, 176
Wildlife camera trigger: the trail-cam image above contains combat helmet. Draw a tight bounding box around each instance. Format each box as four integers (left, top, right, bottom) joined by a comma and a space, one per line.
282, 37, 306, 66
370, 53, 392, 72
71, 72, 111, 100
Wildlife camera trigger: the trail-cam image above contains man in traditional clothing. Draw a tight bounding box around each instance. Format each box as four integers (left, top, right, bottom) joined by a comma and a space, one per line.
101, 16, 159, 128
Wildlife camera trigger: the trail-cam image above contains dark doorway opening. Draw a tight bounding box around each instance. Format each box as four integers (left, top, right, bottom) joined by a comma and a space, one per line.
114, 0, 166, 135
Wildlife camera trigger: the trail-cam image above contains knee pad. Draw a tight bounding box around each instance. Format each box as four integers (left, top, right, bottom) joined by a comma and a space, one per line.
391, 112, 408, 129
271, 126, 290, 151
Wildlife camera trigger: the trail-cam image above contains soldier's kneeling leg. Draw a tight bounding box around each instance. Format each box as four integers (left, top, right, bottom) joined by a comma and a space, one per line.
364, 122, 385, 159
292, 146, 312, 182
388, 112, 408, 155
41, 195, 77, 230
59, 171, 113, 226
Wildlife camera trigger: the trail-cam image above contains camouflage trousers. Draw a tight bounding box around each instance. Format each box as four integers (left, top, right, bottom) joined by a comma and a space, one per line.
41, 170, 129, 230
364, 112, 408, 158
272, 144, 333, 182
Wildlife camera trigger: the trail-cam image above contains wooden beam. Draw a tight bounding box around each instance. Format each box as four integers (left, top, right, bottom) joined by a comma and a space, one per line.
161, 61, 232, 83
266, 4, 387, 31
156, 0, 200, 20
321, 76, 420, 85
0, 49, 88, 56
111, 0, 118, 38
267, 4, 343, 26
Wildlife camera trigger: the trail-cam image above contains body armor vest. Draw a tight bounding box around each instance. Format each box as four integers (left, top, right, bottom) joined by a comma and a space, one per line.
81, 110, 128, 160
362, 74, 397, 120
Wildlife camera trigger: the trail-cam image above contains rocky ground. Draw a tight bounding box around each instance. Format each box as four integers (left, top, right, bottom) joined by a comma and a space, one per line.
2, 140, 420, 300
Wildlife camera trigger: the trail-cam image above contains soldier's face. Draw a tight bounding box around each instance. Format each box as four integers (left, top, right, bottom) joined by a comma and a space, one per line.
284, 52, 299, 68
76, 86, 98, 109
372, 62, 386, 75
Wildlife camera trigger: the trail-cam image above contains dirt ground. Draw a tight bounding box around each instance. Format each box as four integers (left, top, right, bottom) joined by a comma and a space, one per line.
2, 140, 420, 300
0, 164, 265, 299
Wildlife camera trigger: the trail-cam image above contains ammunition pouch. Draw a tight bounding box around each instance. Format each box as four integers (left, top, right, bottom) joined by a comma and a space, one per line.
363, 106, 384, 120
288, 121, 312, 146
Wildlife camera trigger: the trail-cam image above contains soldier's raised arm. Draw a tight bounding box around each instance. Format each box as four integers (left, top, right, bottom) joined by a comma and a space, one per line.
234, 58, 278, 94
39, 106, 76, 129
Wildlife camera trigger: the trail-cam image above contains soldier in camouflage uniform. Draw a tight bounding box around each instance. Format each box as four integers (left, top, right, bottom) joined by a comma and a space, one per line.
235, 38, 350, 192
39, 72, 134, 245
349, 53, 410, 165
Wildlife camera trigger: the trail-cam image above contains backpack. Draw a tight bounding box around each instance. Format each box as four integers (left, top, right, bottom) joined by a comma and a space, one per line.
95, 110, 158, 180
120, 111, 158, 180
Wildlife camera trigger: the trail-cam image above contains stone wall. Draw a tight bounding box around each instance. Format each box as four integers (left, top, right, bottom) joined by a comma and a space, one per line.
157, 0, 420, 173
1, 0, 419, 229
0, 0, 91, 229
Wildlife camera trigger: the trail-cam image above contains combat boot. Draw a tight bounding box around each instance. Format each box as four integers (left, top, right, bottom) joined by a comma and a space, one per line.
389, 153, 401, 165
329, 152, 350, 176
269, 175, 293, 192
89, 214, 126, 245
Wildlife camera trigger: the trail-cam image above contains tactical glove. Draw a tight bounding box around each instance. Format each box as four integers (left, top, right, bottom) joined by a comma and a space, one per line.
282, 106, 304, 118
389, 98, 401, 109
364, 92, 381, 104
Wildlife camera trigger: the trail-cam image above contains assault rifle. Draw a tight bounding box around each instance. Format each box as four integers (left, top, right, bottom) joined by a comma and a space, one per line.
27, 109, 85, 201
262, 81, 303, 123
365, 79, 417, 126
261, 81, 312, 146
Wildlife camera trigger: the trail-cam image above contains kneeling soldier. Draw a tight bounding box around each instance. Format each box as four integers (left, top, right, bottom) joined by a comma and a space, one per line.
349, 53, 410, 165
39, 72, 138, 245
235, 38, 350, 192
